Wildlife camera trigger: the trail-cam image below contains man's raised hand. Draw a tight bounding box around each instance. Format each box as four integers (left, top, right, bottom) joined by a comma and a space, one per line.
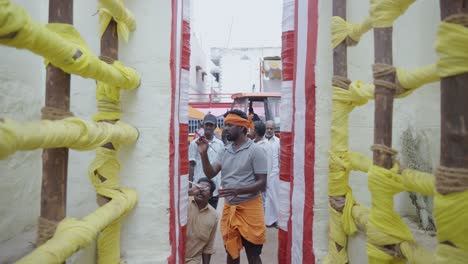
196, 136, 209, 154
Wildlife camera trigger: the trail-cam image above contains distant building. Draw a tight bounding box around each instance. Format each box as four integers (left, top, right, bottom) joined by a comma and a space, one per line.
211, 47, 282, 95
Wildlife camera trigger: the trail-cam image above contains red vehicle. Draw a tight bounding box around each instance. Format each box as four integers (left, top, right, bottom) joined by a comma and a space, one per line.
230, 92, 281, 134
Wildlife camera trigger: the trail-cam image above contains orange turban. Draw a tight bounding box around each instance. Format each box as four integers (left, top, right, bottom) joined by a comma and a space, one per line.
224, 114, 254, 129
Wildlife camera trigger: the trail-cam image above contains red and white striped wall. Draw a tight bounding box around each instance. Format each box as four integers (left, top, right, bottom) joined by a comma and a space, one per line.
278, 0, 318, 263
169, 0, 190, 263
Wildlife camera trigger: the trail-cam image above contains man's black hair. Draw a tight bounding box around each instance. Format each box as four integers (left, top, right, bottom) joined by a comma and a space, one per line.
254, 121, 266, 137
224, 109, 248, 119
197, 177, 216, 196
223, 109, 248, 134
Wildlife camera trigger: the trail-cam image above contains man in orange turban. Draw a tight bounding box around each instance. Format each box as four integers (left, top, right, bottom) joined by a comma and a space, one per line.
196, 109, 268, 264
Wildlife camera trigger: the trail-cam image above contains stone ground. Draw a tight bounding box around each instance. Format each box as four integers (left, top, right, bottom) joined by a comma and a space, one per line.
210, 198, 278, 264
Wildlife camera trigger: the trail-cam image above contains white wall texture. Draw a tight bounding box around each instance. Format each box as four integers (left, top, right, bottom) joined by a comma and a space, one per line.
315, 0, 441, 263
213, 47, 281, 94
0, 0, 173, 263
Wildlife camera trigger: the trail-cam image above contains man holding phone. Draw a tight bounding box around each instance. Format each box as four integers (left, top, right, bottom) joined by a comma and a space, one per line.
197, 109, 268, 264
189, 114, 224, 209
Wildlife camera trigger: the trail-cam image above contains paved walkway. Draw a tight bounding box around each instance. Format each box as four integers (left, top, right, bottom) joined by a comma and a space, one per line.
210, 198, 278, 264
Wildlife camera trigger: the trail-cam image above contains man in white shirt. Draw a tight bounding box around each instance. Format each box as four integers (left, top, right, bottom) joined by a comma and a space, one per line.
252, 121, 279, 227
265, 120, 281, 161
189, 114, 225, 209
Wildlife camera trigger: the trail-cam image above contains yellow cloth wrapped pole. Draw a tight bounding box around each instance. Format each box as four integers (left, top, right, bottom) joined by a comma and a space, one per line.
396, 64, 440, 93
0, 118, 138, 159
370, 0, 415, 28
331, 0, 417, 48
98, 0, 136, 42
367, 165, 415, 263
350, 151, 372, 173
325, 81, 374, 263
0, 0, 140, 90
16, 187, 137, 264
89, 147, 131, 263
436, 21, 468, 78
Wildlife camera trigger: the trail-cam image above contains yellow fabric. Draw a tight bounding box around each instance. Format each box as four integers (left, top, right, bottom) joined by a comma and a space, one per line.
99, 0, 136, 42
93, 82, 122, 122
352, 203, 370, 230
332, 81, 374, 107
400, 168, 435, 196
434, 190, 468, 251
367, 243, 406, 264
0, 118, 138, 159
0, 1, 140, 89
16, 187, 137, 263
367, 165, 414, 262
221, 196, 266, 259
396, 64, 440, 93
89, 147, 134, 263
331, 16, 373, 48
436, 21, 468, 78
331, 0, 416, 47
400, 241, 433, 264
370, 0, 415, 28
322, 207, 348, 264
435, 243, 468, 264
326, 81, 375, 263
349, 151, 372, 173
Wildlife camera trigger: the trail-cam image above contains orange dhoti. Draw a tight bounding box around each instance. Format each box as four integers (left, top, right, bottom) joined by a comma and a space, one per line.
221, 195, 266, 259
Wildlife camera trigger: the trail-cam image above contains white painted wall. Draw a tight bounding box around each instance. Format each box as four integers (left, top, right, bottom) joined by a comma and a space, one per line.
315, 0, 440, 263
0, 0, 47, 262
213, 47, 281, 94
189, 33, 219, 97
0, 0, 173, 263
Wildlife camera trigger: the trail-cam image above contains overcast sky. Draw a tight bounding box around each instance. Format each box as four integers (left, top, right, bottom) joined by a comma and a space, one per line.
191, 0, 283, 52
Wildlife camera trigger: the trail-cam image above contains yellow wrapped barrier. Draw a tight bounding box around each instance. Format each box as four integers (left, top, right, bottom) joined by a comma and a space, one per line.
396, 64, 440, 94
367, 165, 415, 263
370, 0, 415, 28
0, 118, 138, 159
0, 0, 140, 90
331, 0, 416, 47
16, 186, 137, 264
99, 0, 136, 42
436, 21, 468, 78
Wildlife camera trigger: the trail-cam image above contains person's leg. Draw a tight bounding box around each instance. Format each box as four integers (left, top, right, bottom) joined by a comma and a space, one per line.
242, 237, 263, 264
208, 196, 219, 209
226, 253, 240, 264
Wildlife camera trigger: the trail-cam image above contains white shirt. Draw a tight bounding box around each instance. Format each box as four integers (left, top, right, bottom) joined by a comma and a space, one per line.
266, 136, 280, 164
189, 137, 225, 196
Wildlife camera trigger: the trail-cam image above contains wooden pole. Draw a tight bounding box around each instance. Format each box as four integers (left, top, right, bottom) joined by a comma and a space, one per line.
333, 0, 347, 80
39, 0, 73, 245
372, 27, 395, 169
96, 20, 119, 201
439, 0, 468, 170
101, 20, 119, 61
438, 1, 468, 252
329, 0, 348, 256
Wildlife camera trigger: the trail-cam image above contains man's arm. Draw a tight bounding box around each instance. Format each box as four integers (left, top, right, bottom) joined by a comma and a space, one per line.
199, 151, 221, 179
188, 141, 198, 185
189, 161, 196, 183
196, 138, 222, 179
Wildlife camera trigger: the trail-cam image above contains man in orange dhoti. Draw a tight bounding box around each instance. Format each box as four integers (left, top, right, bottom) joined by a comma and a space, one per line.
196, 109, 268, 264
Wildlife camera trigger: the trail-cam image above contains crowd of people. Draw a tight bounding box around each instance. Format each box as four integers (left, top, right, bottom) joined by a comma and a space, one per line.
186, 110, 280, 264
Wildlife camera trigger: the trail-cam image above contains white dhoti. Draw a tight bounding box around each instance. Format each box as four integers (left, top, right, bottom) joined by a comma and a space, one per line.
264, 170, 279, 225
264, 137, 280, 226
